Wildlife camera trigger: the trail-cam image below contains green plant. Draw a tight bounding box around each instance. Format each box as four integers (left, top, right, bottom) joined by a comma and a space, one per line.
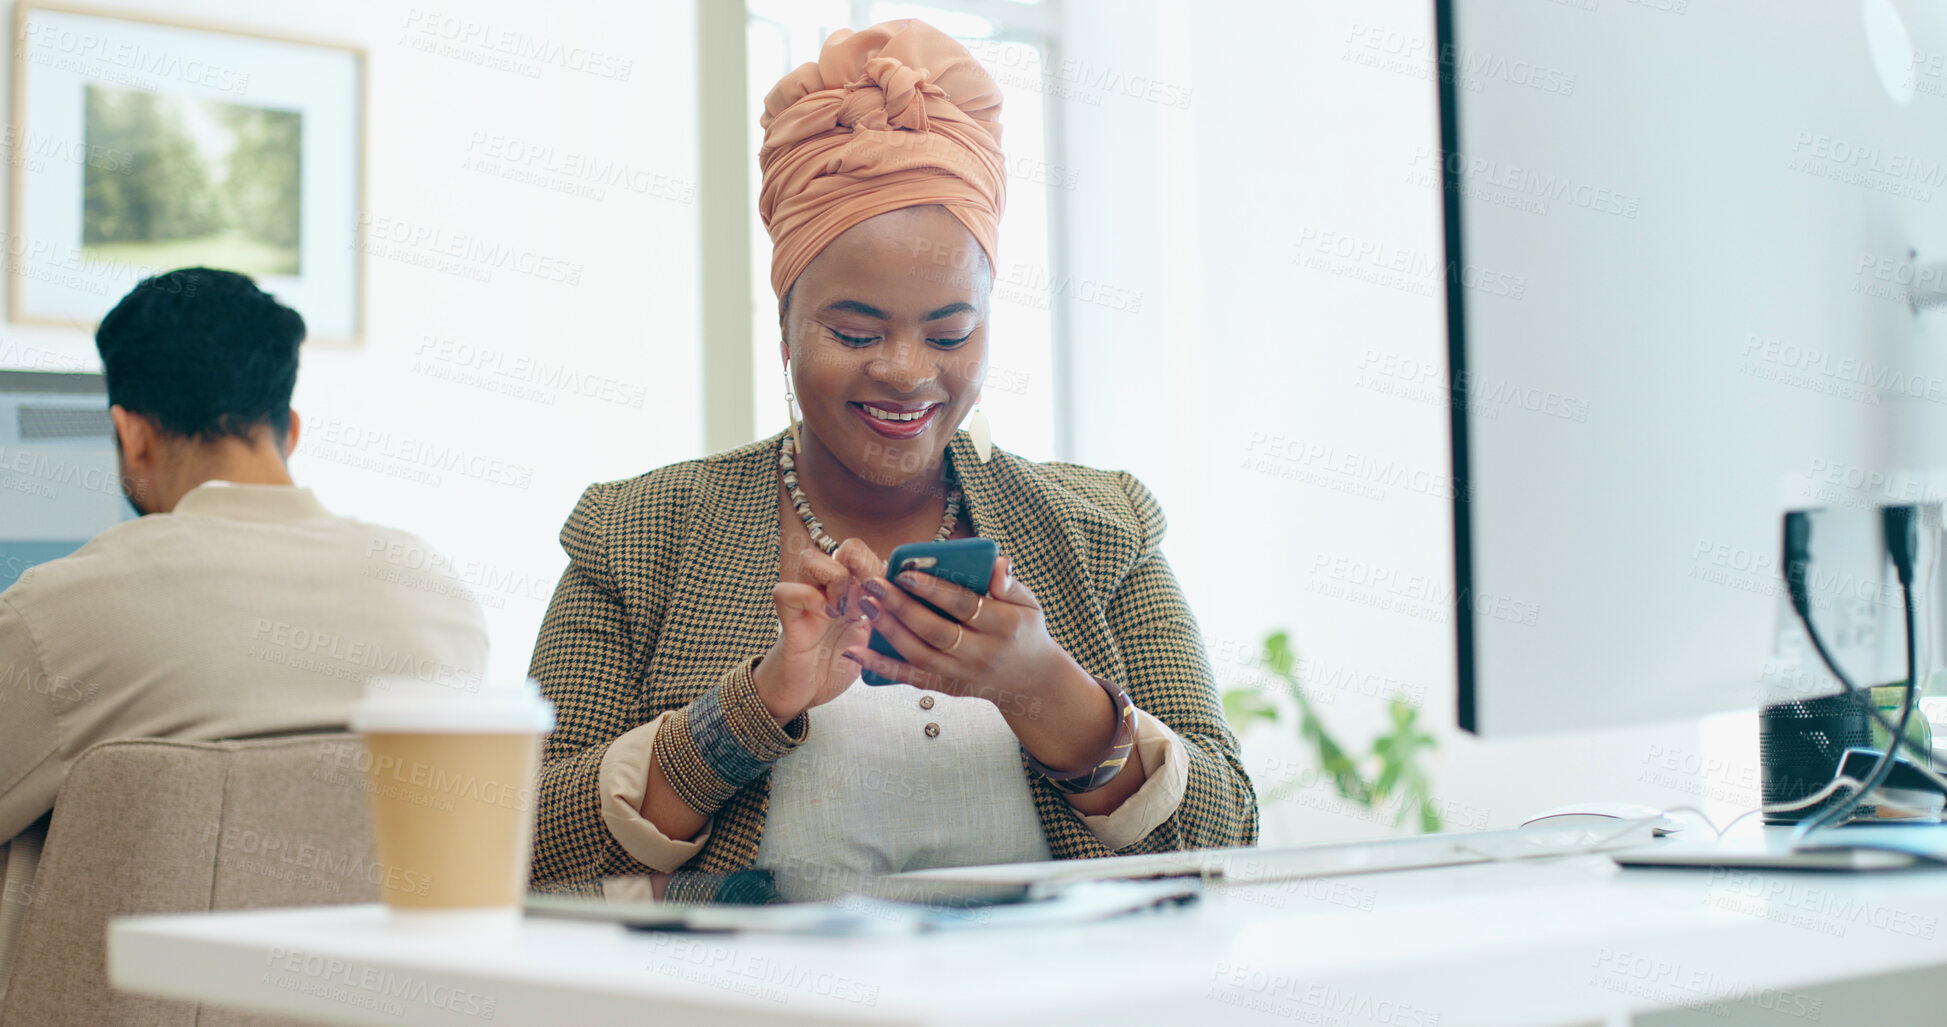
1221, 630, 1443, 832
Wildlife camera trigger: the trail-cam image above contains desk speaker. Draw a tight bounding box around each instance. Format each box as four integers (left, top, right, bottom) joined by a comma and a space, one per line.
1759, 691, 1872, 824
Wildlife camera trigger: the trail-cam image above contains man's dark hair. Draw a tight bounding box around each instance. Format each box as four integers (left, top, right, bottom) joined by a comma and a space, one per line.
95, 267, 305, 443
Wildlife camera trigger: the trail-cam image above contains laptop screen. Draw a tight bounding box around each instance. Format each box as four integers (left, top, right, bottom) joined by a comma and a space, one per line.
0, 370, 133, 593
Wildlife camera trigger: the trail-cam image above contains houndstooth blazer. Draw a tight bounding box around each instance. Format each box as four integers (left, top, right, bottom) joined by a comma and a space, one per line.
528, 430, 1257, 883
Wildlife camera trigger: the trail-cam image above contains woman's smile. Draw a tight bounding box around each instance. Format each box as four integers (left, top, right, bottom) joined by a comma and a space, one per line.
850, 400, 942, 439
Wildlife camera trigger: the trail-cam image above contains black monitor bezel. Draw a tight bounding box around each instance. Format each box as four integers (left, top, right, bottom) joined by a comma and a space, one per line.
1432, 0, 1480, 734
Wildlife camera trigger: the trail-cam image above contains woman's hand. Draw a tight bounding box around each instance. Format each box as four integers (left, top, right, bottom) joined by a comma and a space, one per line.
750, 539, 885, 723
842, 553, 1142, 798
841, 555, 1087, 717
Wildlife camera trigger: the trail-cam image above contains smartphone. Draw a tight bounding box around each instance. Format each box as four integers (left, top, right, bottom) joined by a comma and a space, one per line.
862, 537, 999, 686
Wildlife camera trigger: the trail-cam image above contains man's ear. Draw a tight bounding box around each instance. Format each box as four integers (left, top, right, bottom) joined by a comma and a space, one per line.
282, 408, 301, 459
109, 405, 154, 471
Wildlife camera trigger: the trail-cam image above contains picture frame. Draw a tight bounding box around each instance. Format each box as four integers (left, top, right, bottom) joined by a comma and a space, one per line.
9, 2, 365, 344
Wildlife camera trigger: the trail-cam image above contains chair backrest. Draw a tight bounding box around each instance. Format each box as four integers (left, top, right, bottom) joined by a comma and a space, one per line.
2, 734, 376, 1027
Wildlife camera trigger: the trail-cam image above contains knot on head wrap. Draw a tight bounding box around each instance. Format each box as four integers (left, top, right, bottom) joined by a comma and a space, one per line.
759, 20, 1005, 300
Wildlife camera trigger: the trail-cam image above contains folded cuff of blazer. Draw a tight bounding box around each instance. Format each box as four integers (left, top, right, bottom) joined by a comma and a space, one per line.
654, 655, 809, 816
600, 713, 711, 871
1074, 705, 1189, 850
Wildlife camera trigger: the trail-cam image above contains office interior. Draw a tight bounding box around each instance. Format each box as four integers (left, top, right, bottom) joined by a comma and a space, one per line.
4, 0, 1947, 1023
6, 0, 1742, 849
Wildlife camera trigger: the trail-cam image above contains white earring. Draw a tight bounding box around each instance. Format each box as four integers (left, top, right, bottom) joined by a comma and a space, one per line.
968, 405, 992, 463
782, 358, 803, 452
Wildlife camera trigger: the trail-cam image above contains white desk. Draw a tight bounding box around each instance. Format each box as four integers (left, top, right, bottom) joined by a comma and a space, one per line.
109, 834, 1947, 1026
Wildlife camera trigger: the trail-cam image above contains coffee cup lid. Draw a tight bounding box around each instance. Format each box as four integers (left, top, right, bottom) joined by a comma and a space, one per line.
350, 676, 555, 734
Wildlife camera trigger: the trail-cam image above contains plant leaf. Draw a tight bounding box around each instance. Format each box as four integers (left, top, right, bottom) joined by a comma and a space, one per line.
1247, 630, 1442, 818
1372, 757, 1404, 800
1264, 631, 1295, 677
1418, 791, 1443, 833
1221, 688, 1280, 728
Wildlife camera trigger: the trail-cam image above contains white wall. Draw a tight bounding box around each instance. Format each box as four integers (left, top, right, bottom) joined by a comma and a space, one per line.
1, 0, 703, 683
1057, 0, 1755, 845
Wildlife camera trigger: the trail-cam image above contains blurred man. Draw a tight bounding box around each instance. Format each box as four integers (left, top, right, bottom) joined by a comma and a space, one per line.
0, 268, 489, 997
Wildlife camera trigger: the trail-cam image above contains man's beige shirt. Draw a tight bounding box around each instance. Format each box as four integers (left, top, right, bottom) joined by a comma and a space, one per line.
0, 482, 490, 997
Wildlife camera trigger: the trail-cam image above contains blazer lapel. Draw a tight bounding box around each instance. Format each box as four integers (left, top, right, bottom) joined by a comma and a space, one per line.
952, 432, 1129, 686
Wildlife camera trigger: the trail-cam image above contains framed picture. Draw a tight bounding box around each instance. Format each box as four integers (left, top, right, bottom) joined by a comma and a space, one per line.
9, 3, 364, 343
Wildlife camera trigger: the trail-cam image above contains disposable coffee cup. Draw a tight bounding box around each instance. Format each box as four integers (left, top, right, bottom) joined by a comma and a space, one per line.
350, 677, 554, 917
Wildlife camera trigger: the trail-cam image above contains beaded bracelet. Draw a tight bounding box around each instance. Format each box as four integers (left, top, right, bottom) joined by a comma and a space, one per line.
1024, 674, 1137, 795
661, 869, 782, 907
654, 655, 809, 816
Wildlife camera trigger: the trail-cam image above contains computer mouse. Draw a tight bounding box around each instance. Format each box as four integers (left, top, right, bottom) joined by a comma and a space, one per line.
1521, 802, 1684, 835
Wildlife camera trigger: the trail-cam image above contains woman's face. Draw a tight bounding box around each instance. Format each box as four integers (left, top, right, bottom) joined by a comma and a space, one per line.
783, 205, 992, 488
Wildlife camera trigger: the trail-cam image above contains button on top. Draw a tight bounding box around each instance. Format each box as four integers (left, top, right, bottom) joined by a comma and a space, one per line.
918, 695, 936, 710
924, 722, 941, 738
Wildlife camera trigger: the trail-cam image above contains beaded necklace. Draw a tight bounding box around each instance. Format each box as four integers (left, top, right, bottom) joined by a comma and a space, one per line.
778, 434, 962, 555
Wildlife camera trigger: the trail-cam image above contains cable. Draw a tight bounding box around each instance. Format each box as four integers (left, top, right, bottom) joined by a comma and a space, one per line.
1568, 796, 1843, 857
1505, 789, 1932, 865
1650, 804, 1743, 841
1794, 588, 1910, 834
1926, 513, 1942, 676
1802, 507, 1920, 832
1712, 807, 1765, 838
1855, 701, 1947, 794
1779, 511, 1877, 827
1663, 803, 1787, 842
1765, 776, 1866, 814
1529, 806, 1741, 856
1787, 506, 1922, 838
1707, 691, 1947, 840
1599, 769, 1940, 857
1660, 771, 1921, 850
1793, 586, 1911, 836
1790, 603, 1947, 796
1511, 508, 1942, 863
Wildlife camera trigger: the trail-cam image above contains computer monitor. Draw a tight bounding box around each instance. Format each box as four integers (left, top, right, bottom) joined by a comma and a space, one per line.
0, 371, 132, 592
1438, 1, 1947, 735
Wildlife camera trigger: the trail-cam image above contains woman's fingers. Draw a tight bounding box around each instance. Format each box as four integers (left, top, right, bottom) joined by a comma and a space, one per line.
869, 576, 969, 657
832, 538, 887, 581
880, 553, 1035, 635
795, 549, 854, 615
841, 638, 960, 694
863, 590, 938, 659
986, 555, 1010, 600
796, 549, 847, 586
796, 540, 890, 617
768, 582, 870, 708
988, 555, 1040, 609
810, 614, 871, 691
840, 645, 915, 689
773, 582, 827, 629
888, 568, 983, 625
821, 607, 873, 654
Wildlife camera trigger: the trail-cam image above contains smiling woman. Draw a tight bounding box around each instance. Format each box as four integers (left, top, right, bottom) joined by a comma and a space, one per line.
783, 206, 988, 496
528, 19, 1256, 885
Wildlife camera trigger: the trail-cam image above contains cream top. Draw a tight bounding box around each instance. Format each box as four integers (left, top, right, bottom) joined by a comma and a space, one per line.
598, 680, 1189, 875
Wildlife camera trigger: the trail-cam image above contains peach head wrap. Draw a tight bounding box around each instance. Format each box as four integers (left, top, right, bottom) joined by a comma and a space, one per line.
758, 20, 1006, 300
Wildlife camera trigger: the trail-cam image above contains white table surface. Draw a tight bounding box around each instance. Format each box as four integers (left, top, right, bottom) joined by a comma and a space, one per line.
109, 834, 1947, 1027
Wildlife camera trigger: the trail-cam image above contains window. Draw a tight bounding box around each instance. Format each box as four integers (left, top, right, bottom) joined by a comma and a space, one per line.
745, 0, 1063, 461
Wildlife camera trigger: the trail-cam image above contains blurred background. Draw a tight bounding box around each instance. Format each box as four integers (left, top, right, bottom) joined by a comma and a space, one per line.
0, 0, 1749, 847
